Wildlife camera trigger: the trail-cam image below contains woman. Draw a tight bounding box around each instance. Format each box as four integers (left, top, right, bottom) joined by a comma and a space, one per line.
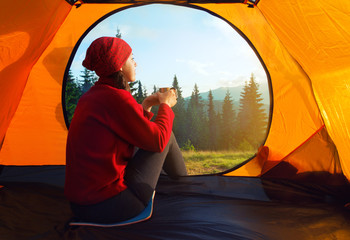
64, 37, 187, 224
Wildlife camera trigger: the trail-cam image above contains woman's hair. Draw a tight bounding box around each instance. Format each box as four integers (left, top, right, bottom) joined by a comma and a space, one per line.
109, 71, 131, 93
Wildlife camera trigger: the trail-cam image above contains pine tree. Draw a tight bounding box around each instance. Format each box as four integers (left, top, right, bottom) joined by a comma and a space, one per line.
135, 80, 145, 104
129, 80, 138, 97
247, 74, 267, 147
215, 112, 222, 149
80, 68, 97, 95
65, 70, 81, 123
152, 85, 158, 94
219, 89, 236, 150
236, 81, 250, 145
115, 28, 122, 38
143, 85, 148, 98
237, 73, 267, 149
186, 83, 207, 150
171, 75, 186, 147
207, 90, 217, 150
189, 83, 201, 107
171, 75, 183, 99
150, 85, 159, 120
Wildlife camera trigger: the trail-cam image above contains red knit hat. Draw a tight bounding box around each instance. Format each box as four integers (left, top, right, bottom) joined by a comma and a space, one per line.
82, 37, 132, 77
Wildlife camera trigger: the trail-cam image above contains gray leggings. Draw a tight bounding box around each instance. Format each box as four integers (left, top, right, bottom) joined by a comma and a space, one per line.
70, 132, 187, 223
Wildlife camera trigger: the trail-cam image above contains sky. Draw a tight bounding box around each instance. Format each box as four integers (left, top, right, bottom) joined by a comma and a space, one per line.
69, 4, 267, 98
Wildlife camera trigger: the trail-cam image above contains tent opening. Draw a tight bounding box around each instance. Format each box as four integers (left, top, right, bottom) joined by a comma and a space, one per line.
63, 3, 271, 175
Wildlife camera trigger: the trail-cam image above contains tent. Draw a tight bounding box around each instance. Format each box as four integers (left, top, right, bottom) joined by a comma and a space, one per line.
1, 0, 350, 239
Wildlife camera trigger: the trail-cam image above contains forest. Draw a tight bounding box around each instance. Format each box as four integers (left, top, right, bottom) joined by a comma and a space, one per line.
65, 69, 269, 152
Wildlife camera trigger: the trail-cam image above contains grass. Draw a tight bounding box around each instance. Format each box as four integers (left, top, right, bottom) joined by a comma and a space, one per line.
182, 150, 256, 175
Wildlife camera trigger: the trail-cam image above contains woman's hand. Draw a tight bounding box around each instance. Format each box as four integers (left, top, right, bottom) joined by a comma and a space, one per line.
142, 89, 177, 112
158, 88, 177, 108
142, 93, 160, 112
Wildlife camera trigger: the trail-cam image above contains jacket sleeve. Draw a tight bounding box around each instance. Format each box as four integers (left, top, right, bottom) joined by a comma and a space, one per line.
143, 108, 154, 120
101, 89, 174, 152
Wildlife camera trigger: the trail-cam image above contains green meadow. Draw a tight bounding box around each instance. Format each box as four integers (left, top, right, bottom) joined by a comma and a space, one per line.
182, 150, 256, 175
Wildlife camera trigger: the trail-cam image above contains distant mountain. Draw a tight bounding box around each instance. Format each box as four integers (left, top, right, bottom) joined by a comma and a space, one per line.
183, 82, 271, 116
185, 82, 270, 105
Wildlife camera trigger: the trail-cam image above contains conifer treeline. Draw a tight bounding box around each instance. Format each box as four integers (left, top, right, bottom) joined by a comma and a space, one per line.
65, 70, 268, 151
169, 74, 268, 151
65, 69, 97, 123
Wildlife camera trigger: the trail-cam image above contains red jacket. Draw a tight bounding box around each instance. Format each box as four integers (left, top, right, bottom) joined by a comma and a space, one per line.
64, 82, 174, 205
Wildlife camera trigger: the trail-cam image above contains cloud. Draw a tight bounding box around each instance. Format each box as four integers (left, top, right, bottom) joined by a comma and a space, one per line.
218, 70, 234, 77
176, 59, 214, 76
218, 75, 248, 87
217, 69, 269, 90
188, 60, 212, 75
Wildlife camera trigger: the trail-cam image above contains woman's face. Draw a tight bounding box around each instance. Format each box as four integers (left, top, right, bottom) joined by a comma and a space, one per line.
121, 53, 137, 82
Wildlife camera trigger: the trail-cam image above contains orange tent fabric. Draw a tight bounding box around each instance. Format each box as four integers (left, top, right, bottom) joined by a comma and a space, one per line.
0, 0, 349, 183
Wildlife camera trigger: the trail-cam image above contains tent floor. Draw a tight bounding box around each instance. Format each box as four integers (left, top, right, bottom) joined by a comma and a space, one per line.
1, 175, 350, 240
